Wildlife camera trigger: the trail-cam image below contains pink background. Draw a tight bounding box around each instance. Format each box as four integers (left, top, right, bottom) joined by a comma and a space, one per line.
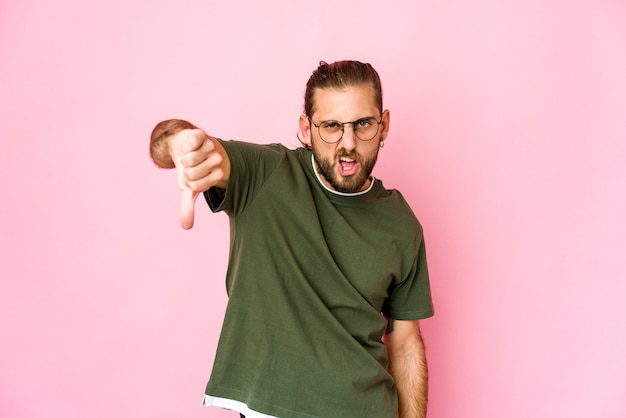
1, 1, 625, 417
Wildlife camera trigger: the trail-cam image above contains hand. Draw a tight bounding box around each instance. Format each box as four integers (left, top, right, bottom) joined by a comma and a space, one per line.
169, 128, 226, 229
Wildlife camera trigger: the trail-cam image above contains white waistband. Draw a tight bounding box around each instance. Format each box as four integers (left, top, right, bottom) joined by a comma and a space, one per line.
201, 394, 278, 418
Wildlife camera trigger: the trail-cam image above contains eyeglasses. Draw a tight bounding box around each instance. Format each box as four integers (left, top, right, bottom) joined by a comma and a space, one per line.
308, 116, 382, 144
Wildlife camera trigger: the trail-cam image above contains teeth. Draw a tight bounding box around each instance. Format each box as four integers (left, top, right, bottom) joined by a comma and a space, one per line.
340, 157, 355, 162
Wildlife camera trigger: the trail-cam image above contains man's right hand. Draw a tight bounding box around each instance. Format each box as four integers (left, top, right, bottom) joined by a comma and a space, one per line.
150, 119, 230, 229
166, 126, 229, 230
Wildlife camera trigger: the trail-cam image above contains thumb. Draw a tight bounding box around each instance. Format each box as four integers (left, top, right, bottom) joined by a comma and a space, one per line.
179, 188, 199, 230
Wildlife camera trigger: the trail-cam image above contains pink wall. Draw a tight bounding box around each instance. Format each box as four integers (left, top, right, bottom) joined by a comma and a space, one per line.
1, 1, 625, 417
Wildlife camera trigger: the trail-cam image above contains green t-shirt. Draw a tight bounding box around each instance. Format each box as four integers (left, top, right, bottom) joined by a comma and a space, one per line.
203, 140, 434, 417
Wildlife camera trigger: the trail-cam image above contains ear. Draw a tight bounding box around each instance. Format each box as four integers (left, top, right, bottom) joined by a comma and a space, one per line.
299, 114, 312, 147
379, 109, 390, 141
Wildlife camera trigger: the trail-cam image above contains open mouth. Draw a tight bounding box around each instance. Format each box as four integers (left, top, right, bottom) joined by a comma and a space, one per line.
338, 155, 359, 176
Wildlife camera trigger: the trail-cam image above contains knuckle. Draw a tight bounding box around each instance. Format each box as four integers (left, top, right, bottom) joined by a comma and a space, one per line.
213, 168, 224, 180
182, 152, 194, 167
188, 180, 202, 193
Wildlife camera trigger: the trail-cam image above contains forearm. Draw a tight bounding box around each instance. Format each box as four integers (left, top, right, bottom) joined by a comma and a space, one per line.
149, 119, 197, 168
386, 320, 429, 418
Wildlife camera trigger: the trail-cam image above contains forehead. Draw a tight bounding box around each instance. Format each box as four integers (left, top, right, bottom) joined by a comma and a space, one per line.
311, 84, 378, 120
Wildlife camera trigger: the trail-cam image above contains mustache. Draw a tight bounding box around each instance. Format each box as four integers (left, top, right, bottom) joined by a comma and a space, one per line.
336, 150, 359, 160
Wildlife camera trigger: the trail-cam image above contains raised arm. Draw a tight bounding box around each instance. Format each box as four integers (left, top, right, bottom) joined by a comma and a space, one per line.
150, 119, 230, 229
384, 319, 429, 418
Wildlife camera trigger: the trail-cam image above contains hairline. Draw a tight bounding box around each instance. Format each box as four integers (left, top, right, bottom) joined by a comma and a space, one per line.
307, 82, 382, 120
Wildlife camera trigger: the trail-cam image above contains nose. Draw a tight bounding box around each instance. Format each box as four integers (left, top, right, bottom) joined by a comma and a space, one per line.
340, 124, 357, 152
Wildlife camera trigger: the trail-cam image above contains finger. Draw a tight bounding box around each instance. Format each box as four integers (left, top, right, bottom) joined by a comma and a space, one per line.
179, 188, 199, 230
181, 129, 209, 154
180, 136, 217, 170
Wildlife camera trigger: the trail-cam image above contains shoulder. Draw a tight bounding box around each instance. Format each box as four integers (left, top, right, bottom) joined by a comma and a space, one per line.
372, 182, 423, 227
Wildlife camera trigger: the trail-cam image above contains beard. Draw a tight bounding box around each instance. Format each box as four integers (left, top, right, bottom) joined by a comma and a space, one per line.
311, 144, 380, 194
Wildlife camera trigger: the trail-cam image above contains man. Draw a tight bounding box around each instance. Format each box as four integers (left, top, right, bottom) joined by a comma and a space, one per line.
150, 60, 434, 418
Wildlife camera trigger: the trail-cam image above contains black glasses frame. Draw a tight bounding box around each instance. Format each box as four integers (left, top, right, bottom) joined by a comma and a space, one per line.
308, 116, 383, 144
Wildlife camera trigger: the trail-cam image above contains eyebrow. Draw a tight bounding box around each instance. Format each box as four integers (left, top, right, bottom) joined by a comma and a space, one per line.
318, 115, 378, 122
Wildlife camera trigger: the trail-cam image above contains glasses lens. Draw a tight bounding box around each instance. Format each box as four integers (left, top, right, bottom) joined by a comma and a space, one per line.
319, 121, 343, 143
353, 118, 380, 141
